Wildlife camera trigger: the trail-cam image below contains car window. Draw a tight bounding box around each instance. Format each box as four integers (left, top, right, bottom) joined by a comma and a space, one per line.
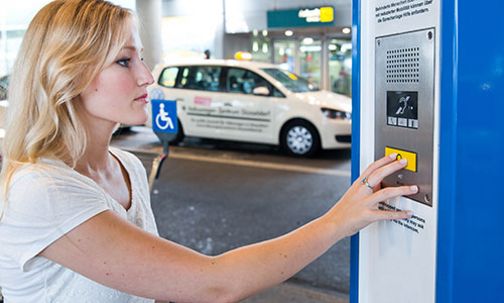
158, 67, 179, 88
177, 67, 191, 88
261, 68, 319, 93
176, 66, 223, 92
226, 67, 283, 97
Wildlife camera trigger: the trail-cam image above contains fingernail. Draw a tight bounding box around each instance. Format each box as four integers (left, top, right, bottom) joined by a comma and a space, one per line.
389, 153, 397, 159
410, 185, 418, 193
400, 158, 407, 165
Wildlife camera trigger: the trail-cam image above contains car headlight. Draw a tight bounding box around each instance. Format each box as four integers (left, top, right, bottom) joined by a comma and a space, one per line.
321, 108, 351, 120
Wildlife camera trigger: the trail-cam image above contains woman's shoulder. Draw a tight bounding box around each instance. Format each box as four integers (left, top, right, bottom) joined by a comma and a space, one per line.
9, 158, 99, 194
5, 159, 106, 216
11, 159, 69, 183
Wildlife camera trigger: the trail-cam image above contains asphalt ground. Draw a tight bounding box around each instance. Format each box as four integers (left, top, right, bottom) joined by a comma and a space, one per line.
112, 126, 353, 302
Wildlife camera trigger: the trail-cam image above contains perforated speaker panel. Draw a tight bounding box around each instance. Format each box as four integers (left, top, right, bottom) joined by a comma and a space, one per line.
386, 47, 420, 83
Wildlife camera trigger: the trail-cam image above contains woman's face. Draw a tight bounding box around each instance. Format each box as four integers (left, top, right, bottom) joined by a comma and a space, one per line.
79, 23, 154, 130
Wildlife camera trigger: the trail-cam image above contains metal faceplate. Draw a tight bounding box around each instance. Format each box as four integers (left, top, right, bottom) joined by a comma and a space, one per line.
375, 28, 435, 206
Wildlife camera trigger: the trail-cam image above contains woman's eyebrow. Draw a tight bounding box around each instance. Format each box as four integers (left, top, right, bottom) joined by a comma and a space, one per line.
122, 45, 144, 52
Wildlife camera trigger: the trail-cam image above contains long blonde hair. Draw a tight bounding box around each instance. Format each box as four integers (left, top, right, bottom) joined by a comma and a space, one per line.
1, 0, 132, 212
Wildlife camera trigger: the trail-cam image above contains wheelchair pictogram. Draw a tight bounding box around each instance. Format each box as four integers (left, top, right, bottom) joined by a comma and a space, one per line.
151, 99, 177, 134
155, 103, 174, 130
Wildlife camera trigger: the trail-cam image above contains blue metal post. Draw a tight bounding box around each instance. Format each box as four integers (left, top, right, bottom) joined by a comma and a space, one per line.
350, 0, 361, 301
437, 0, 504, 302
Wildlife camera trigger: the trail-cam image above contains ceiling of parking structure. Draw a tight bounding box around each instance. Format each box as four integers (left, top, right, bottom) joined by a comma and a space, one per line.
160, 0, 351, 34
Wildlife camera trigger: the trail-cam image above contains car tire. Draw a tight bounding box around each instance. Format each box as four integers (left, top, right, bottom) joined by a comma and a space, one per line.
169, 120, 185, 145
280, 120, 320, 157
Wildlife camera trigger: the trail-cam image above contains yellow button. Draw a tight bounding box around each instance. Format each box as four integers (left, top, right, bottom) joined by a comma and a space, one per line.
385, 146, 417, 172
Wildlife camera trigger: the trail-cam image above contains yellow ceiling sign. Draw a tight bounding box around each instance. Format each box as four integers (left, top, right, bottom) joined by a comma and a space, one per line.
320, 7, 335, 23
268, 7, 336, 28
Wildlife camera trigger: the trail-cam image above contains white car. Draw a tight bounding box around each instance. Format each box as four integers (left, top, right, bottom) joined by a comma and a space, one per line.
147, 60, 351, 157
0, 75, 9, 142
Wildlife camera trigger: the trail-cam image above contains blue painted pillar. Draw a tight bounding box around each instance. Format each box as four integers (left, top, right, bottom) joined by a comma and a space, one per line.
351, 0, 504, 302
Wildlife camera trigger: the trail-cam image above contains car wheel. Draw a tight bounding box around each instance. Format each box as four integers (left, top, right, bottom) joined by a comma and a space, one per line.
280, 120, 320, 157
169, 120, 185, 145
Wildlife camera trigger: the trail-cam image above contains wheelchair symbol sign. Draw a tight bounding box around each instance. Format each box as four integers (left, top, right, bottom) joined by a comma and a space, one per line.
151, 99, 177, 134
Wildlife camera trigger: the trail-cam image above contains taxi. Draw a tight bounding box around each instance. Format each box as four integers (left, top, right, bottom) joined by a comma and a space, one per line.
147, 60, 351, 157
0, 75, 9, 142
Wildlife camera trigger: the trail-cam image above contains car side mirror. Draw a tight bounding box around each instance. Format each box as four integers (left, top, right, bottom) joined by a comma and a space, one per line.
252, 86, 270, 96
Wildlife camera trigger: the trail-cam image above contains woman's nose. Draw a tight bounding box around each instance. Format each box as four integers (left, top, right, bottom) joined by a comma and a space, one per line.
137, 62, 155, 86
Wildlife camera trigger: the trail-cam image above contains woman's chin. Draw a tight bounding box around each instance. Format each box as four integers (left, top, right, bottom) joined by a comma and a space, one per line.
125, 115, 148, 127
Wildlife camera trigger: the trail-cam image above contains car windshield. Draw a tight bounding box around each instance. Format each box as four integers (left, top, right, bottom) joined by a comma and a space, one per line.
261, 68, 319, 93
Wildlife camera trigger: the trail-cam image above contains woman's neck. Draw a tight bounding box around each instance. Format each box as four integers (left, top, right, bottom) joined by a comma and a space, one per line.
75, 126, 115, 174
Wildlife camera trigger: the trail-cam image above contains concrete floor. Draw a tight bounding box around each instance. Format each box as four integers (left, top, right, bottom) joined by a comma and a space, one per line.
243, 281, 348, 303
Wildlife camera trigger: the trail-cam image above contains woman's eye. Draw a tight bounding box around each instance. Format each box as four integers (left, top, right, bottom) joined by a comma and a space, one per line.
116, 58, 131, 67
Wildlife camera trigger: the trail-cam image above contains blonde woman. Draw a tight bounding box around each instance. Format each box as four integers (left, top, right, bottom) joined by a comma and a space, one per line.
0, 0, 418, 302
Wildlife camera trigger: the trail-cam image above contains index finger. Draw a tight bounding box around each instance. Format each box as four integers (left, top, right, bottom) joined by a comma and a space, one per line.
360, 153, 398, 180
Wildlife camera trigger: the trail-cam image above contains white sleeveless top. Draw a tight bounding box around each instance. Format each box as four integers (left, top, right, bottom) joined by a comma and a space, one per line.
0, 148, 158, 303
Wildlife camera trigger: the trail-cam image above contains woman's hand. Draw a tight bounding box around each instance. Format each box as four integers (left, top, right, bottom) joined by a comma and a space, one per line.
328, 153, 418, 237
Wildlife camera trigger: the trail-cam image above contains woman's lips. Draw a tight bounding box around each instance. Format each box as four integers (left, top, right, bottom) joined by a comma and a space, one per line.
134, 94, 149, 103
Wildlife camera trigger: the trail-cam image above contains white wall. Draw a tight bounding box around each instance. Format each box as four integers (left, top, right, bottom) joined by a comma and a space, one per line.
160, 0, 351, 60
161, 0, 225, 59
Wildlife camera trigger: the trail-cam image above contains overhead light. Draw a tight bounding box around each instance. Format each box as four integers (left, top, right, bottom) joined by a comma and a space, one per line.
284, 30, 293, 37
262, 42, 269, 53
302, 37, 314, 45
341, 43, 352, 52
253, 41, 259, 52
253, 29, 258, 37
342, 27, 351, 34
300, 45, 321, 52
262, 30, 268, 37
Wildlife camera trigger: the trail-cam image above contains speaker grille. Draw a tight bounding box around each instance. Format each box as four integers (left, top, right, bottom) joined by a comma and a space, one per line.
386, 47, 420, 83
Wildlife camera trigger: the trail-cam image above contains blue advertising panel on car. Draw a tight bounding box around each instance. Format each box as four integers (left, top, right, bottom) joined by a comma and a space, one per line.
151, 99, 177, 134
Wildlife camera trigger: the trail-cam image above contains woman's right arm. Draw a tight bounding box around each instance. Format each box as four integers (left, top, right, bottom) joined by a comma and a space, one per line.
40, 155, 416, 303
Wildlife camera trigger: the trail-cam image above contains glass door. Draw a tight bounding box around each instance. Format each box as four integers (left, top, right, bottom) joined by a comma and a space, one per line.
328, 38, 352, 96
272, 40, 297, 73
299, 38, 322, 89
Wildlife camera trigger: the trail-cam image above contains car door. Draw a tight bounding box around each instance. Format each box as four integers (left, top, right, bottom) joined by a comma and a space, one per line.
215, 67, 283, 144
172, 65, 230, 139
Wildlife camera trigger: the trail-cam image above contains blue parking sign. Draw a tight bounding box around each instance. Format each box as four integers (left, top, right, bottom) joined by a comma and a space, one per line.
151, 99, 177, 134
